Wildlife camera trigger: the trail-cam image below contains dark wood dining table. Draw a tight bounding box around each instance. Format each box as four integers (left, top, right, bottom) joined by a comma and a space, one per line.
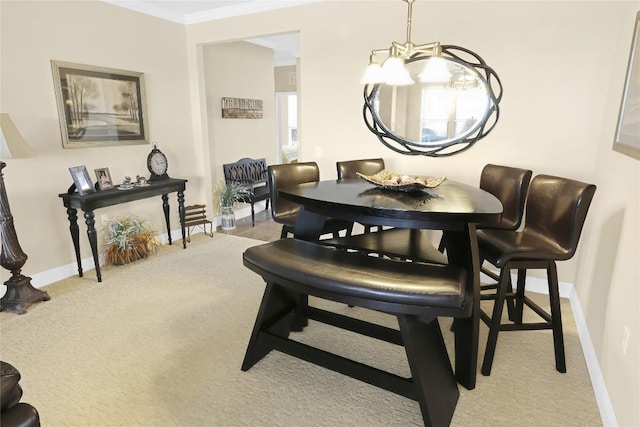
279, 178, 503, 390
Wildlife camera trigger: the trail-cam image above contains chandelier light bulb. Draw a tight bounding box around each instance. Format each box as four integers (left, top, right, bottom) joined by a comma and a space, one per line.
360, 62, 386, 84
418, 56, 452, 83
382, 56, 414, 86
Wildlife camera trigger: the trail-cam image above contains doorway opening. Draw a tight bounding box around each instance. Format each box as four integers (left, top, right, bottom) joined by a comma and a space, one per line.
276, 92, 298, 163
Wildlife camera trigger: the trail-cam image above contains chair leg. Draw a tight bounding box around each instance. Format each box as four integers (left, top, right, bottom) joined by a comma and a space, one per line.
251, 203, 256, 227
547, 262, 566, 373
481, 267, 510, 376
505, 272, 516, 321
513, 269, 527, 324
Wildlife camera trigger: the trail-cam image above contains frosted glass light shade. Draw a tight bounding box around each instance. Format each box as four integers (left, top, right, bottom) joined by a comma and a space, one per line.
419, 57, 452, 83
360, 63, 386, 84
382, 57, 414, 86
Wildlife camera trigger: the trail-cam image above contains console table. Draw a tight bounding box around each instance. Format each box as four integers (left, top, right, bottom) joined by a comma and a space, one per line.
59, 178, 188, 282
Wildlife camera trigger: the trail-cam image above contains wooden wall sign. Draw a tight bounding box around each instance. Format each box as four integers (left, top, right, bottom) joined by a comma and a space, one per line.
221, 97, 263, 119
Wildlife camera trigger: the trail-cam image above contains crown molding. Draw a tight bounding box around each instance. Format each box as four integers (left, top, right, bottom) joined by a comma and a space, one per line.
185, 1, 320, 24
103, 1, 186, 24
102, 1, 321, 25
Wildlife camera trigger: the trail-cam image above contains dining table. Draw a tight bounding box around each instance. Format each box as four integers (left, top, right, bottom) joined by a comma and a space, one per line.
279, 177, 503, 390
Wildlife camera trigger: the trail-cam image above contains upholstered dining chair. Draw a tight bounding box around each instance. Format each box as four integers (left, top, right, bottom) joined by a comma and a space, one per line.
268, 162, 353, 239
477, 174, 596, 376
336, 158, 385, 180
439, 163, 532, 251
336, 158, 386, 233
445, 164, 533, 309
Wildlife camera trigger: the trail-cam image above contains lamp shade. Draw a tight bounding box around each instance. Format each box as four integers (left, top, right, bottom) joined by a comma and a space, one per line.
360, 63, 386, 84
0, 113, 36, 159
382, 57, 414, 86
418, 57, 452, 83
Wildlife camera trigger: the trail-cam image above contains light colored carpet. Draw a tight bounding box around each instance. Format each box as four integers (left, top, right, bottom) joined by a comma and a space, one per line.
0, 234, 601, 426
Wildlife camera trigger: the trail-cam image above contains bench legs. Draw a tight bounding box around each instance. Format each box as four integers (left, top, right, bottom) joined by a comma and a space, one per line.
399, 315, 459, 426
242, 282, 459, 426
241, 283, 300, 371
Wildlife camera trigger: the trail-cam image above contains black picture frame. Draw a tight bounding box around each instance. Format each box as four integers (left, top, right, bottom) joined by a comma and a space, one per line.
69, 165, 95, 196
51, 60, 150, 149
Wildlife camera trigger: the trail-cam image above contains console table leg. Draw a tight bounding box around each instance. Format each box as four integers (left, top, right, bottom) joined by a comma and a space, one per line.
84, 211, 102, 282
67, 207, 83, 277
178, 190, 186, 248
162, 194, 171, 245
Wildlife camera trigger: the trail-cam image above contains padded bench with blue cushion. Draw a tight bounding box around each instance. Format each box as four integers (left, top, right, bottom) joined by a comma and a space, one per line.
241, 238, 471, 426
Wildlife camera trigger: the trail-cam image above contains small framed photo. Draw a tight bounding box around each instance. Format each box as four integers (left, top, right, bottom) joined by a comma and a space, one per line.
69, 165, 95, 196
94, 167, 113, 190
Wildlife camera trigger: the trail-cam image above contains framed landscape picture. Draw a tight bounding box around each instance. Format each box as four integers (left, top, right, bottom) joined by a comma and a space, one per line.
51, 60, 150, 149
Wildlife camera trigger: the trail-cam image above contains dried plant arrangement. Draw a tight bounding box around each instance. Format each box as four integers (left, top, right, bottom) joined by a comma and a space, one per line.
102, 215, 159, 266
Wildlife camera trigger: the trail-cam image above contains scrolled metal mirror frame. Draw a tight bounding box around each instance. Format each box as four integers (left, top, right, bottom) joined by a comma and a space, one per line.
363, 45, 503, 157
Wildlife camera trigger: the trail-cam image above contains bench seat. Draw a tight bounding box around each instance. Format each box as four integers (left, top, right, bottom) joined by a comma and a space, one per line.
244, 238, 466, 314
241, 238, 470, 426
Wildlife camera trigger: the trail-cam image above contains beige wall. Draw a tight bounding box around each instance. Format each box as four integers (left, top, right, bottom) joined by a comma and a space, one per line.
275, 65, 297, 93
186, 1, 638, 424
0, 1, 200, 276
202, 41, 277, 197
1, 0, 638, 424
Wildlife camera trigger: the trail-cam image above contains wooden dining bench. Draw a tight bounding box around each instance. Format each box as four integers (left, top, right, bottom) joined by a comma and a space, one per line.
241, 238, 471, 427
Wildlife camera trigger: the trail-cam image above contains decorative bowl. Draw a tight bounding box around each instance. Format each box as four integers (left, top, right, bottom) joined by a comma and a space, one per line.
357, 170, 446, 192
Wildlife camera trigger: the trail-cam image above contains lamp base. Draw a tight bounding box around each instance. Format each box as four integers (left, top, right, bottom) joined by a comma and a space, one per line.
1, 274, 50, 315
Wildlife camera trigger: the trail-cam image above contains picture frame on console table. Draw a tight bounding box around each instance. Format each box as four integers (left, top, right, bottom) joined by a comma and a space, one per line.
69, 165, 95, 196
94, 167, 113, 190
51, 60, 150, 149
613, 11, 640, 161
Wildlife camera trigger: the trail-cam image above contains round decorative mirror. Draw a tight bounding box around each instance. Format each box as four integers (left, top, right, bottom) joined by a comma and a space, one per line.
363, 45, 502, 157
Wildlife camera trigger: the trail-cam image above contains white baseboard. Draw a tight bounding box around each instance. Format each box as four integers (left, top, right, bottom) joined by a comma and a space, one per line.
15, 227, 195, 292
481, 270, 616, 426
568, 286, 618, 426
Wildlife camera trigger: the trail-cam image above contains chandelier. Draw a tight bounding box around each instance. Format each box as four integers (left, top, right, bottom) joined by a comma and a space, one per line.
361, 0, 452, 86
361, 0, 502, 157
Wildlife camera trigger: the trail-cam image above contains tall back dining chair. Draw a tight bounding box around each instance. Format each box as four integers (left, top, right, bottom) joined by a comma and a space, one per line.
268, 162, 353, 239
470, 164, 533, 301
477, 174, 596, 375
478, 164, 532, 230
336, 158, 385, 180
336, 158, 386, 233
437, 164, 532, 253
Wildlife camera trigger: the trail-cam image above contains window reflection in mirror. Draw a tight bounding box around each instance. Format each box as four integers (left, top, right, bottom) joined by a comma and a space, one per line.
372, 58, 490, 147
